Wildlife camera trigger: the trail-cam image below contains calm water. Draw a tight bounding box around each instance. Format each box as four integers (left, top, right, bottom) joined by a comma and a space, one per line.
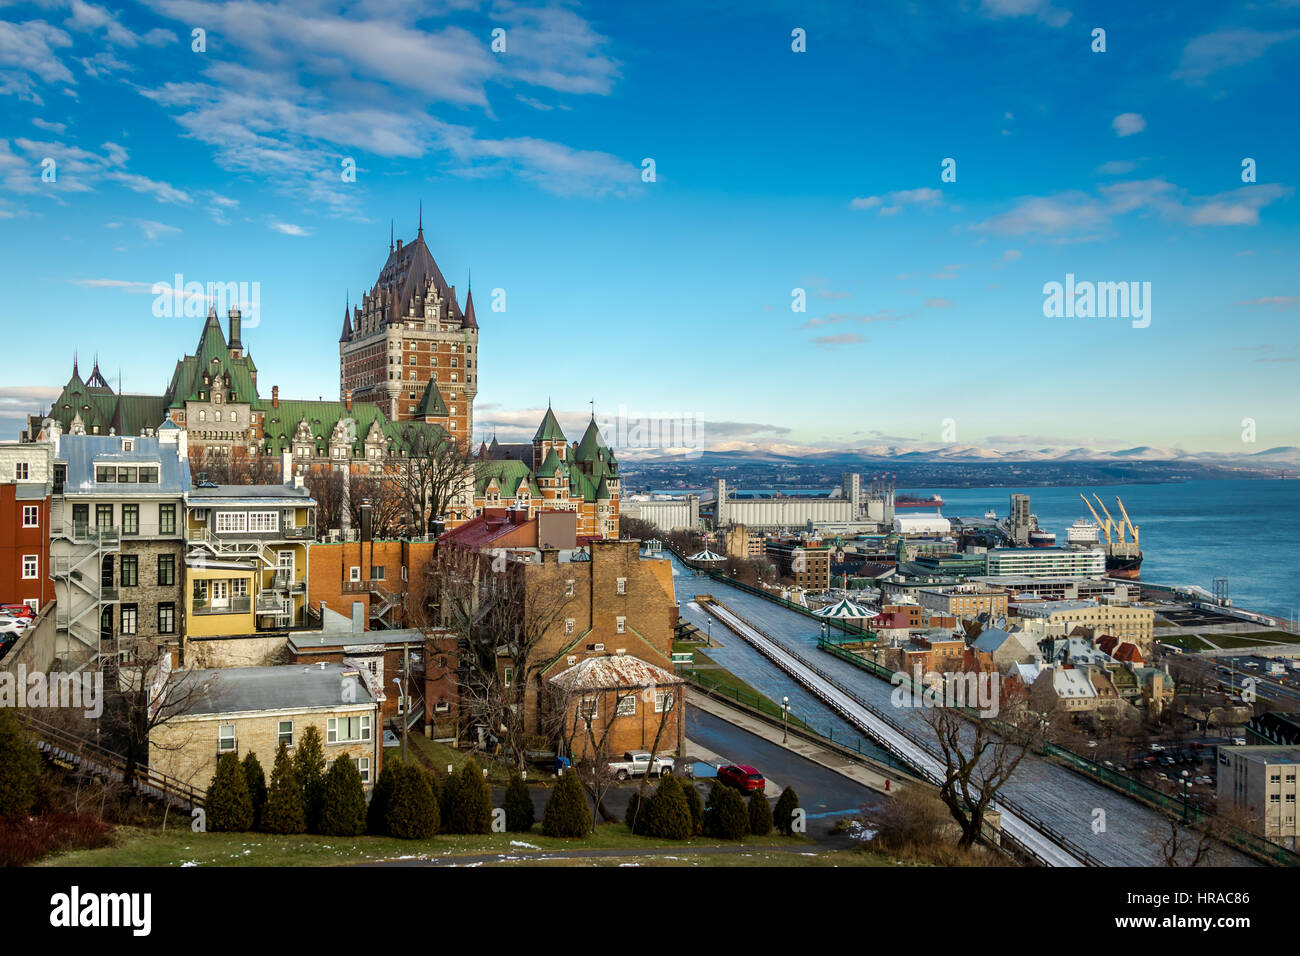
911, 480, 1299, 620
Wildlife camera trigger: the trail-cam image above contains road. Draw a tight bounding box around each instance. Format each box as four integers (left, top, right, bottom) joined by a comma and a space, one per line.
669, 557, 1258, 867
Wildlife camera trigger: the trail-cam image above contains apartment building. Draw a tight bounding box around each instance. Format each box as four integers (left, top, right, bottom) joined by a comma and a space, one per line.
916, 583, 1009, 619
47, 429, 189, 666
0, 441, 53, 613
1217, 746, 1300, 850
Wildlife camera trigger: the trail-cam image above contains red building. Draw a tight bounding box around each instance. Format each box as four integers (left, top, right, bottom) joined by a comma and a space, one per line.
0, 480, 52, 612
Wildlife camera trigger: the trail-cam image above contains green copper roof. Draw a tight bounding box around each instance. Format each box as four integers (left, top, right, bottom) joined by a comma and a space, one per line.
533, 406, 566, 443
575, 416, 608, 462
413, 377, 448, 418
535, 447, 564, 478
474, 459, 532, 496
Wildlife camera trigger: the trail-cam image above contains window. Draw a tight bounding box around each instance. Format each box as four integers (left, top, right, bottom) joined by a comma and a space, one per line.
231, 578, 248, 597
655, 690, 674, 714
354, 756, 371, 783
122, 504, 139, 535
21, 505, 38, 528
21, 555, 38, 579
120, 555, 138, 587
96, 504, 113, 529
616, 695, 637, 717
216, 511, 247, 533
349, 566, 361, 583
564, 618, 575, 635
218, 724, 236, 752
248, 511, 279, 533
139, 466, 158, 483
616, 616, 626, 634
157, 553, 175, 586
199, 410, 206, 422
23, 599, 38, 613
278, 720, 294, 748
14, 461, 29, 480
119, 467, 137, 483
120, 604, 137, 636
579, 697, 598, 721
158, 603, 175, 634
565, 579, 575, 597
503, 667, 514, 688
616, 577, 626, 595
230, 412, 238, 424
371, 565, 385, 581
327, 715, 371, 743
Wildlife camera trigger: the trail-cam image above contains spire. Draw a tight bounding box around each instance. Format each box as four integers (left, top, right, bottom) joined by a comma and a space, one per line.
462, 274, 478, 329
73, 350, 79, 379
417, 200, 423, 241
390, 220, 394, 253
339, 292, 352, 343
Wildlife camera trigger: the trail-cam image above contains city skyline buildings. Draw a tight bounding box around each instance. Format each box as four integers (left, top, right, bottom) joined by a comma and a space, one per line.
1, 1, 1297, 455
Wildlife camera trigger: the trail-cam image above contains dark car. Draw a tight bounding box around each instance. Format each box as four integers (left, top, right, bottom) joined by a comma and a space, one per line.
716, 764, 765, 794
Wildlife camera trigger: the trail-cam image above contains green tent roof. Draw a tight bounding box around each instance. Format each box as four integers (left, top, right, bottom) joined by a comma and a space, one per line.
533, 406, 566, 443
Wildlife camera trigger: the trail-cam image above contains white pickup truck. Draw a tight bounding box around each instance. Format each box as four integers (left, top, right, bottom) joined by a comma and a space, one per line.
607, 751, 675, 780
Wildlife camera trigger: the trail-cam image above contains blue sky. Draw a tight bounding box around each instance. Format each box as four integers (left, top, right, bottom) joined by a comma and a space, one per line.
1, 0, 1298, 454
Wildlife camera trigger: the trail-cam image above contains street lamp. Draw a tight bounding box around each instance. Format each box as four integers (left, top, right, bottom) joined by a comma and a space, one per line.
1181, 769, 1191, 824
706, 618, 712, 647
821, 621, 827, 645
392, 677, 407, 763
782, 696, 790, 744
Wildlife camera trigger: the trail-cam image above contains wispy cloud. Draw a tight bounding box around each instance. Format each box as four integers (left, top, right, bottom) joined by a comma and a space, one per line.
850, 187, 943, 217
1174, 28, 1300, 84
1112, 113, 1146, 137
270, 221, 310, 236
811, 333, 866, 346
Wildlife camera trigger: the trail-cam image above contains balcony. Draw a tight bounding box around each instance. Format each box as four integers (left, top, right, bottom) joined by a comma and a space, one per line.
67, 524, 121, 545
282, 526, 315, 540
192, 597, 252, 615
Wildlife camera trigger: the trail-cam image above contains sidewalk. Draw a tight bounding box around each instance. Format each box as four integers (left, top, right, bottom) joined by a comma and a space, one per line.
687, 689, 923, 796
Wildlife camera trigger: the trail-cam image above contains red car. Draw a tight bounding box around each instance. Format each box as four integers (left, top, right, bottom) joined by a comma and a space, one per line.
1, 604, 34, 620
716, 764, 765, 794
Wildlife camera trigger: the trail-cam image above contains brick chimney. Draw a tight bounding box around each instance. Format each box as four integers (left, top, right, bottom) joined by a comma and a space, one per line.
272, 385, 279, 409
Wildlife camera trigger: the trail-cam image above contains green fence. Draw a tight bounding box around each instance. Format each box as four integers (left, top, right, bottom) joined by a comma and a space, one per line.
816, 638, 1300, 867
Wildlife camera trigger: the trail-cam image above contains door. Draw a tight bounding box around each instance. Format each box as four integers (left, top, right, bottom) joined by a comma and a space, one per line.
72, 503, 88, 536
210, 580, 229, 610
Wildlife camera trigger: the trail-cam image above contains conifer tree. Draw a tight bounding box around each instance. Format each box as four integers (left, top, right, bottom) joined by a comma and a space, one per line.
704, 781, 748, 840
0, 708, 41, 822
263, 742, 307, 834
242, 751, 267, 831
205, 752, 253, 832
504, 773, 535, 832
541, 769, 590, 838
643, 774, 692, 840
774, 786, 801, 836
447, 758, 492, 834
748, 791, 774, 837
386, 761, 438, 839
681, 781, 704, 835
293, 725, 327, 832
367, 762, 398, 835
320, 757, 368, 837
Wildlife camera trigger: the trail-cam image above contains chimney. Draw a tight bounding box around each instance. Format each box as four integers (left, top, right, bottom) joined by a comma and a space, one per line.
346, 389, 353, 412
228, 307, 242, 356
272, 385, 279, 409
351, 601, 364, 635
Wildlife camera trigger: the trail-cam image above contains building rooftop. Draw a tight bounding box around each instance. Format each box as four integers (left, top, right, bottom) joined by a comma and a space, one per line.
548, 654, 683, 692
169, 661, 376, 716
56, 434, 190, 495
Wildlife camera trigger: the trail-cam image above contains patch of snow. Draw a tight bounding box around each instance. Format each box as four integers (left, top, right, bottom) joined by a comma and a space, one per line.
510, 840, 540, 849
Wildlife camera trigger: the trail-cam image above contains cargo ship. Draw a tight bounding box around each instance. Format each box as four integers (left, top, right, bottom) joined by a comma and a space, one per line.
896, 493, 944, 509
1079, 494, 1143, 579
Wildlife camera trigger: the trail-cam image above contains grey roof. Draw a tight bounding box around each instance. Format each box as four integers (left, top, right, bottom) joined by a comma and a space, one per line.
288, 626, 425, 653
56, 434, 190, 495
187, 484, 315, 505
170, 662, 375, 716
972, 627, 1017, 653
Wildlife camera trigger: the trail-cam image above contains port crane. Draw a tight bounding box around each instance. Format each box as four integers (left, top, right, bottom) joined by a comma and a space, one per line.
1114, 495, 1140, 549
1080, 494, 1113, 545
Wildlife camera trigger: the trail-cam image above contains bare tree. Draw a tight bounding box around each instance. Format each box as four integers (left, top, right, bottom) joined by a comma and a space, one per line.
303, 470, 345, 535
393, 430, 474, 536
189, 445, 279, 486
1153, 803, 1257, 867
433, 545, 573, 771
921, 679, 1043, 850
349, 472, 405, 537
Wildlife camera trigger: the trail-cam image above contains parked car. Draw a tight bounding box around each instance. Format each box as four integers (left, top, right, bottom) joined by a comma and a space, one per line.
0, 618, 27, 638
716, 764, 766, 794
607, 751, 674, 780
0, 604, 34, 619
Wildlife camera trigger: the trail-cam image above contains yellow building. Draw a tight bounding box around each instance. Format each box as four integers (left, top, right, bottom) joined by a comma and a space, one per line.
182, 483, 316, 655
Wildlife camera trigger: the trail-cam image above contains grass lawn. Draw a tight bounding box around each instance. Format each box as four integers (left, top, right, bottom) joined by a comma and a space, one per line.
39, 823, 813, 867
484, 847, 896, 867
391, 734, 517, 785
1160, 634, 1212, 652
1200, 632, 1300, 650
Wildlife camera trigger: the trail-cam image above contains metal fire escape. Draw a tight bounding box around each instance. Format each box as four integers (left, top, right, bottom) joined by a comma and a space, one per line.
53, 516, 121, 666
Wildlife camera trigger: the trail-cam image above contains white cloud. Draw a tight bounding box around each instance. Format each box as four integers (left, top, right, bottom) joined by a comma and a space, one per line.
1175, 28, 1300, 84
849, 187, 943, 216
1112, 113, 1146, 137
978, 0, 1071, 27
270, 221, 309, 236
135, 219, 181, 240
0, 19, 75, 103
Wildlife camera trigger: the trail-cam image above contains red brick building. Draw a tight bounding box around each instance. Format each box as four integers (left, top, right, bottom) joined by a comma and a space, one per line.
1, 451, 53, 612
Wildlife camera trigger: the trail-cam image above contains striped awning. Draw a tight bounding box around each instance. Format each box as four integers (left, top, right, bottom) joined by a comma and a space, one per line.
686, 549, 725, 562
812, 598, 877, 619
